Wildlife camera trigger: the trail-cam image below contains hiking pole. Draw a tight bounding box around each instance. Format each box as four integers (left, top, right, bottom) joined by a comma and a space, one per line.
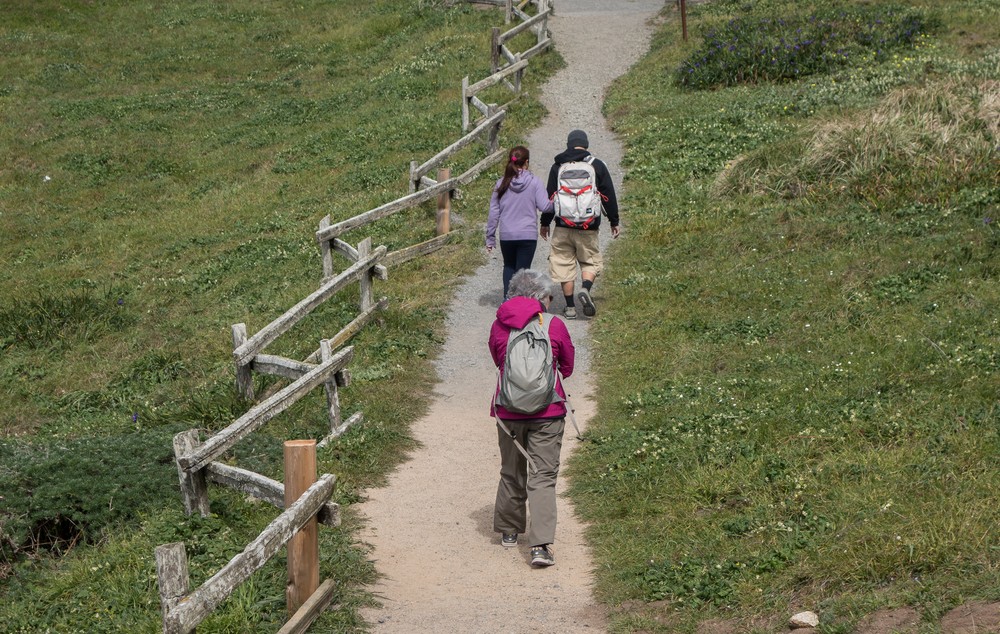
492, 372, 540, 474
564, 392, 584, 441
555, 362, 584, 441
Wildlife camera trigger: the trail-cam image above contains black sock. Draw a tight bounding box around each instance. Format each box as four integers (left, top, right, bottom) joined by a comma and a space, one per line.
582, 280, 594, 292
564, 294, 575, 307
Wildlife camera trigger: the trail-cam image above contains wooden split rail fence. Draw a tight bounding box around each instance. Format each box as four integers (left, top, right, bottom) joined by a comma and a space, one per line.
157, 1, 553, 631
157, 441, 337, 634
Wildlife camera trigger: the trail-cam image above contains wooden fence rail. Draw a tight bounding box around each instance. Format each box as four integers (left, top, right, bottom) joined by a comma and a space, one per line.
178, 347, 354, 475
204, 461, 340, 527
158, 2, 555, 629
155, 474, 337, 634
232, 247, 386, 367
462, 59, 529, 132
410, 109, 506, 191
315, 145, 506, 247
499, 7, 549, 43
491, 2, 551, 73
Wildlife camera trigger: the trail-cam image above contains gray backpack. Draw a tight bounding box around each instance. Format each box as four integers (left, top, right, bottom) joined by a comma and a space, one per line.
496, 316, 562, 415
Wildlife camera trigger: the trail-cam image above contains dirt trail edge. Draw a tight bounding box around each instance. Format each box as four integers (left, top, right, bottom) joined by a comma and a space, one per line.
358, 2, 663, 631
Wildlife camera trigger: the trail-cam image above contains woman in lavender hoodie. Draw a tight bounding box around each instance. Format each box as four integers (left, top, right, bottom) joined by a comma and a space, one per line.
485, 145, 554, 298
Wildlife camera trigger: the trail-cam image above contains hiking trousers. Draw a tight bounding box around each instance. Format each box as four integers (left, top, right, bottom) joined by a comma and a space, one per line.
493, 417, 565, 547
499, 238, 537, 298
548, 226, 603, 283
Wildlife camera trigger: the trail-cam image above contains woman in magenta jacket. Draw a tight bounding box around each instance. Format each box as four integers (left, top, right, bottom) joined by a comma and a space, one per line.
485, 146, 554, 299
488, 269, 574, 567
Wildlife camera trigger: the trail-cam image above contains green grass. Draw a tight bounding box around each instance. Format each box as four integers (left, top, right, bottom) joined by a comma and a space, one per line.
573, 0, 1000, 631
0, 0, 560, 630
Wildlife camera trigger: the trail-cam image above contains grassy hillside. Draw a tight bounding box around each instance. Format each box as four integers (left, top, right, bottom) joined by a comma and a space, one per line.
0, 1, 558, 631
573, 0, 999, 631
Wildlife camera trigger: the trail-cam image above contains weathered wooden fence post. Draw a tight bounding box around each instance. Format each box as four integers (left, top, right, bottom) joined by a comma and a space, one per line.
174, 430, 210, 517
409, 160, 419, 193
487, 104, 501, 153
491, 27, 501, 73
436, 168, 451, 236
357, 237, 374, 312
505, 0, 512, 23
318, 215, 334, 280
232, 323, 254, 401
320, 339, 342, 432
680, 0, 688, 41
284, 440, 319, 615
155, 542, 190, 634
461, 76, 470, 133
539, 0, 550, 44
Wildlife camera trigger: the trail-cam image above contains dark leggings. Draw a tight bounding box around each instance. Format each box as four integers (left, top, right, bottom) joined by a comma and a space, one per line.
500, 239, 537, 298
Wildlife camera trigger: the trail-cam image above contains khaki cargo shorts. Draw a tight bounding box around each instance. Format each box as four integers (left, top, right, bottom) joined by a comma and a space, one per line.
548, 226, 603, 283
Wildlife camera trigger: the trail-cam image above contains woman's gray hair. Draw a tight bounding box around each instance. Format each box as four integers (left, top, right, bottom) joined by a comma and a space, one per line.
507, 269, 553, 301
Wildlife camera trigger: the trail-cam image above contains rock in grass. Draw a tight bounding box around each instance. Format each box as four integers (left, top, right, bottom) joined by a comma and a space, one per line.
789, 611, 820, 629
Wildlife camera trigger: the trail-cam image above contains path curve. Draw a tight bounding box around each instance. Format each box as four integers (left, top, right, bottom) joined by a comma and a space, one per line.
358, 2, 663, 631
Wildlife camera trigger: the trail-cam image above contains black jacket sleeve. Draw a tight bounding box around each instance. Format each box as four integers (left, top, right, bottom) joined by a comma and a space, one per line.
540, 163, 560, 227
594, 159, 619, 227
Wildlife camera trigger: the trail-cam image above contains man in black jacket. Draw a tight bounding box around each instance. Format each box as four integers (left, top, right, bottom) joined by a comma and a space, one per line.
540, 129, 620, 319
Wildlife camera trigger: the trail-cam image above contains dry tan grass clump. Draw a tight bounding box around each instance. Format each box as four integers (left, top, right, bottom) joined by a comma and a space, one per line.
713, 78, 999, 201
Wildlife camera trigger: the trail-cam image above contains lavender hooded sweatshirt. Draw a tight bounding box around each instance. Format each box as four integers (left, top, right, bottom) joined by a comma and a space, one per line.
485, 170, 553, 249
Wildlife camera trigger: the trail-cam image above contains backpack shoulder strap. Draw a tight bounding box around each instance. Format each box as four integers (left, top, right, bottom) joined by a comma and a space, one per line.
539, 313, 552, 333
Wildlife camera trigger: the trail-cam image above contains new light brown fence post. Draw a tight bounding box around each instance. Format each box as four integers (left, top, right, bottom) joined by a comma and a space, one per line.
436, 168, 451, 236
284, 440, 319, 615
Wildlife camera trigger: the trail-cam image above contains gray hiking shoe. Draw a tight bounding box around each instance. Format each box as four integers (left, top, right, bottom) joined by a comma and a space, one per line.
530, 545, 554, 567
577, 289, 596, 317
501, 533, 518, 548
563, 306, 577, 320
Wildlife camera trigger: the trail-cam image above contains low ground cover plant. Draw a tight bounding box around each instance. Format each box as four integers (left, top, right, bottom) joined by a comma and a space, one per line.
580, 0, 999, 631
676, 3, 937, 89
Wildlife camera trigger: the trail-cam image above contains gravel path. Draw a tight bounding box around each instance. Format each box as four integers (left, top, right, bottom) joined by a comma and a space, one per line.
357, 2, 663, 631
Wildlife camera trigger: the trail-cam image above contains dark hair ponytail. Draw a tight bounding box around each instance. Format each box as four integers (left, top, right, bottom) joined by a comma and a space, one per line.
496, 145, 529, 200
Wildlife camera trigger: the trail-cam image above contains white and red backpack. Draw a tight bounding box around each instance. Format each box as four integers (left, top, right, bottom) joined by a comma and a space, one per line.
553, 156, 607, 229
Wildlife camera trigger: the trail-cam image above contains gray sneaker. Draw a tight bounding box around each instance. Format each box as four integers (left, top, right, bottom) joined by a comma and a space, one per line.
577, 289, 596, 317
530, 545, 554, 567
501, 533, 518, 548
563, 306, 577, 320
